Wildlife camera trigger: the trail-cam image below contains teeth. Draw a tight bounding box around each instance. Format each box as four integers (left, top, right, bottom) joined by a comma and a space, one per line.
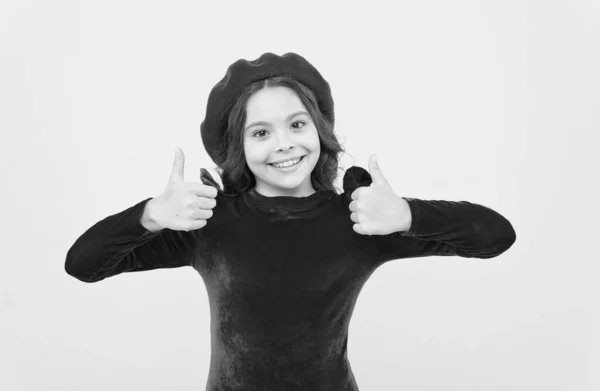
272, 157, 301, 168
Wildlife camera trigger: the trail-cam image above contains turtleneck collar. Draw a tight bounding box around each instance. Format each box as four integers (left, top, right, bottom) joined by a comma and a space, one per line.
242, 187, 336, 215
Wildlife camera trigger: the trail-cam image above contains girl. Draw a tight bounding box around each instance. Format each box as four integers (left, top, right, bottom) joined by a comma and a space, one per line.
65, 52, 516, 391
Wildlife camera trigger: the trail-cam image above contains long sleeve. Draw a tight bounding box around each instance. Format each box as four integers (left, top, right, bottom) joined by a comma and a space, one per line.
65, 197, 198, 283
374, 197, 517, 263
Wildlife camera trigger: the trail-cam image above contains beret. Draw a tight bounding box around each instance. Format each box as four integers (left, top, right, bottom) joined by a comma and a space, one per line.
200, 52, 335, 166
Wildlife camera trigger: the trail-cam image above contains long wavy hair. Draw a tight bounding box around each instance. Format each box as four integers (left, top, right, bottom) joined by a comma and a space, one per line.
213, 76, 348, 196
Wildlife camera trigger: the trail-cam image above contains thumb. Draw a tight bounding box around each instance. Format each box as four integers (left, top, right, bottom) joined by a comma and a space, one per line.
169, 147, 185, 183
369, 154, 388, 186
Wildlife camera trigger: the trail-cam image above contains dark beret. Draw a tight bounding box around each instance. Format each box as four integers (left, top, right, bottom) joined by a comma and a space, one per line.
200, 52, 334, 166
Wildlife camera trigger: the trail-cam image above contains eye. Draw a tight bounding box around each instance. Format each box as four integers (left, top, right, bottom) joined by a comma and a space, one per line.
253, 129, 268, 138
292, 121, 306, 129
251, 121, 306, 138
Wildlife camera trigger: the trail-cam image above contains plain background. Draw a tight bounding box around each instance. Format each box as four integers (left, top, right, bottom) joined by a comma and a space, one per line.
1, 0, 598, 390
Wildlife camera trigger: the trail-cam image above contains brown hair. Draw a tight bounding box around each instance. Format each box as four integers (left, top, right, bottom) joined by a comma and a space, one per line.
214, 76, 347, 196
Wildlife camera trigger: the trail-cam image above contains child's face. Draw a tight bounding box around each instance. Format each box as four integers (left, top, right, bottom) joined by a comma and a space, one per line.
243, 86, 321, 197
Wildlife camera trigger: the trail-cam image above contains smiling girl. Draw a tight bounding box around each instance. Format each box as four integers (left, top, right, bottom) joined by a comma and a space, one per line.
65, 52, 517, 391
243, 86, 319, 197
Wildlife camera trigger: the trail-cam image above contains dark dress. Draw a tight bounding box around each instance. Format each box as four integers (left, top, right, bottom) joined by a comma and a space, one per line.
65, 166, 516, 391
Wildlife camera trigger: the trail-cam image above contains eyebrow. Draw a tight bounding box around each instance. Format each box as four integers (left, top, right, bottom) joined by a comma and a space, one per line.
245, 110, 309, 132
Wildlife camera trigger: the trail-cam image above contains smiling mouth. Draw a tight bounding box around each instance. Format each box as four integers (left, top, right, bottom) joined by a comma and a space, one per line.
268, 155, 305, 168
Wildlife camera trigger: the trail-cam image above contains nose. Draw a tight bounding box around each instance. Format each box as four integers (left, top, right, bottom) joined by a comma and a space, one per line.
274, 129, 295, 152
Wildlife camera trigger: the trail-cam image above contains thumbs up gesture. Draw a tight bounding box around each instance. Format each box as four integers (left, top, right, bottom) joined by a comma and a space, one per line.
145, 147, 218, 232
349, 155, 411, 236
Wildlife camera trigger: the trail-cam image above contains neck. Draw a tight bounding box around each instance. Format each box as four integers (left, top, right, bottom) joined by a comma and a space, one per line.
253, 186, 316, 198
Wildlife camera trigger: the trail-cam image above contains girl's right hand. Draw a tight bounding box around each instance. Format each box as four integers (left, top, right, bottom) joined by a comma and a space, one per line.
148, 147, 218, 232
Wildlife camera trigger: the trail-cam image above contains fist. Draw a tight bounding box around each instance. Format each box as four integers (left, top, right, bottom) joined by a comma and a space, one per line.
349, 155, 409, 236
151, 147, 218, 232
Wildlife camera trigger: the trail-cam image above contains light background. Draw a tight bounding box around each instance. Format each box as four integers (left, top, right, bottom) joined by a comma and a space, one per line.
1, 0, 598, 390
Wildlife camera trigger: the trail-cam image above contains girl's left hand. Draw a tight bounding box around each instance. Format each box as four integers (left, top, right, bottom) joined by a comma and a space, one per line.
349, 155, 410, 236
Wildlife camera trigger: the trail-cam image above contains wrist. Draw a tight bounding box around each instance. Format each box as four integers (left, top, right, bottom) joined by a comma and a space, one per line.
140, 198, 163, 232
396, 197, 412, 233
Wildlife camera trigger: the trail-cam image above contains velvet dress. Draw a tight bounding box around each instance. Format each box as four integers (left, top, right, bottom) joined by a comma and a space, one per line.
65, 166, 516, 391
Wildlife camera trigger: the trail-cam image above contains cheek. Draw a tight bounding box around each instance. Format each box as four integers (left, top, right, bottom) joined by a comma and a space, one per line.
303, 126, 319, 145
244, 145, 261, 164
244, 144, 267, 165
308, 130, 321, 151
